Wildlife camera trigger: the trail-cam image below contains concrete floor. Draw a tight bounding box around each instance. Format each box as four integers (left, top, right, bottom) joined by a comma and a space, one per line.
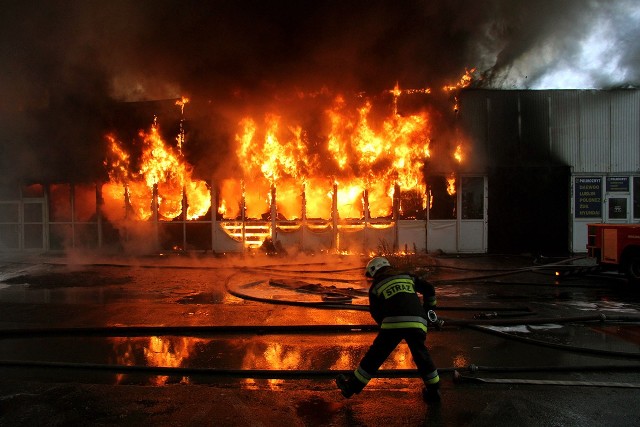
0, 251, 639, 426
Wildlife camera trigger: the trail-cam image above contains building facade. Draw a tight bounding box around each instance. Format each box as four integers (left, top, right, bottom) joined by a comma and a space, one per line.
1, 89, 638, 255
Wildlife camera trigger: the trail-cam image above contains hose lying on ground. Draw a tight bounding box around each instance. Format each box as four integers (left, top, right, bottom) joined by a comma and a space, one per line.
453, 371, 640, 388
225, 276, 535, 312
466, 323, 640, 359
1, 360, 639, 381
0, 324, 380, 338
0, 313, 638, 339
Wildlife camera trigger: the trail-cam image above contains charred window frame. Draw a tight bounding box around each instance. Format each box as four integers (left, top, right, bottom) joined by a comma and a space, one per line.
0, 202, 19, 249
428, 176, 456, 220
461, 177, 484, 220
398, 189, 426, 220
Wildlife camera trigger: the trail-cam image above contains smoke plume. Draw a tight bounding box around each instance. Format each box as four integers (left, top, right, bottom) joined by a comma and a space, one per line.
0, 0, 638, 184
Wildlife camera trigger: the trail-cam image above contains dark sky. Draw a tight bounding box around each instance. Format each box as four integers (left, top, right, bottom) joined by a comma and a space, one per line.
0, 0, 638, 183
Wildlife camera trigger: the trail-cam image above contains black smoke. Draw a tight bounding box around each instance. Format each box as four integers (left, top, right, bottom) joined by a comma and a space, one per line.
0, 0, 638, 184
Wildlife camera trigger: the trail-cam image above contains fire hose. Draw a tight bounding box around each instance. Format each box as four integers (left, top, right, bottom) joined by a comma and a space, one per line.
224, 273, 640, 358
454, 364, 640, 389
0, 313, 636, 338
1, 360, 640, 385
452, 371, 640, 389
0, 319, 639, 385
230, 276, 640, 357
5, 259, 639, 382
225, 277, 535, 312
1, 313, 639, 360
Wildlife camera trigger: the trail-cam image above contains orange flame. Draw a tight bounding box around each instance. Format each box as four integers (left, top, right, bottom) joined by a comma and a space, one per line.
444, 69, 476, 112
447, 173, 456, 196
175, 96, 189, 113
104, 118, 211, 221
454, 144, 463, 163
104, 87, 471, 244
443, 68, 477, 92
222, 93, 432, 222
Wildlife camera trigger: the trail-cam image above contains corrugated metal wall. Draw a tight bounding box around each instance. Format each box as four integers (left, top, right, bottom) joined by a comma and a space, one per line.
610, 90, 640, 172
459, 89, 640, 173
579, 91, 611, 172
549, 91, 580, 168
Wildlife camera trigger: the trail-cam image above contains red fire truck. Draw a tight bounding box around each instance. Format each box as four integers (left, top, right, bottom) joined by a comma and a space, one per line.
587, 223, 640, 283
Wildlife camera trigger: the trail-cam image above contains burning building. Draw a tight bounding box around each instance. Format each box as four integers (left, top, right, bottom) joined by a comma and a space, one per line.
1, 82, 483, 255
1, 1, 639, 256
3, 86, 638, 256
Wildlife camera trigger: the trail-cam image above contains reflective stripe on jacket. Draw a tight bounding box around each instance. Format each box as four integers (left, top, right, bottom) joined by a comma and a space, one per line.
381, 315, 429, 332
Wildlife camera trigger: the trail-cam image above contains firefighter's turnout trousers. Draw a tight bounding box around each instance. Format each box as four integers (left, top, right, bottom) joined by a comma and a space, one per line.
350, 327, 439, 394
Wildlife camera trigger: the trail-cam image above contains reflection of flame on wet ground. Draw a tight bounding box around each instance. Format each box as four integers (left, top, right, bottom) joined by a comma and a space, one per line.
241, 339, 418, 391
107, 333, 437, 390
111, 336, 207, 385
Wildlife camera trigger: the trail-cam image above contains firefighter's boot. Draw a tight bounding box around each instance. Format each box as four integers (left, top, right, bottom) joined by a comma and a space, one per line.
422, 385, 441, 403
335, 374, 363, 398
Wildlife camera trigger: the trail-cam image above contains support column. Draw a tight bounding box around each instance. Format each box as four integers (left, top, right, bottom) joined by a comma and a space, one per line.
43, 184, 51, 251
425, 184, 430, 253
96, 183, 103, 249
332, 182, 338, 252
363, 188, 369, 252
393, 183, 400, 252
241, 180, 246, 254
70, 183, 76, 248
152, 183, 159, 252
270, 183, 277, 243
211, 181, 217, 253
301, 182, 306, 251
123, 184, 131, 244
182, 186, 188, 251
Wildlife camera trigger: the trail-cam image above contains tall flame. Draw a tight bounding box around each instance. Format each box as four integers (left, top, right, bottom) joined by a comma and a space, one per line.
224, 91, 432, 221
104, 102, 211, 221
447, 173, 456, 196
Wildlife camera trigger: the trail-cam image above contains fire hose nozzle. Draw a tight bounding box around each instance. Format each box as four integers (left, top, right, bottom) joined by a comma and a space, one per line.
427, 310, 443, 329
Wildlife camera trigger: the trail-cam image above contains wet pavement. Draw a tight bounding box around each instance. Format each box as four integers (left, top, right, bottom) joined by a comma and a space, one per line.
0, 251, 640, 426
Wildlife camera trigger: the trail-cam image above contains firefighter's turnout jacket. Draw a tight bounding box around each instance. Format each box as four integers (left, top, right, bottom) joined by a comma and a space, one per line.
369, 266, 437, 331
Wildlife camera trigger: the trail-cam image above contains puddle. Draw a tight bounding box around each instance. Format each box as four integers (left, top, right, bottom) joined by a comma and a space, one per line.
175, 292, 223, 304
485, 324, 564, 334
562, 300, 639, 313
0, 334, 380, 385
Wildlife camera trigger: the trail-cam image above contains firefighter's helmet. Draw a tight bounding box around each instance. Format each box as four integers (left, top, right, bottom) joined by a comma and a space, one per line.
365, 257, 391, 277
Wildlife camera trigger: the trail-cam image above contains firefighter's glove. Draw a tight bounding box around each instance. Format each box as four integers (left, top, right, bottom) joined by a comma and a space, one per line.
427, 310, 443, 330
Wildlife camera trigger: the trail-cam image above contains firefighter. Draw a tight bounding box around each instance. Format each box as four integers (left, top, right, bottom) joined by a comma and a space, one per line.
335, 256, 441, 402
